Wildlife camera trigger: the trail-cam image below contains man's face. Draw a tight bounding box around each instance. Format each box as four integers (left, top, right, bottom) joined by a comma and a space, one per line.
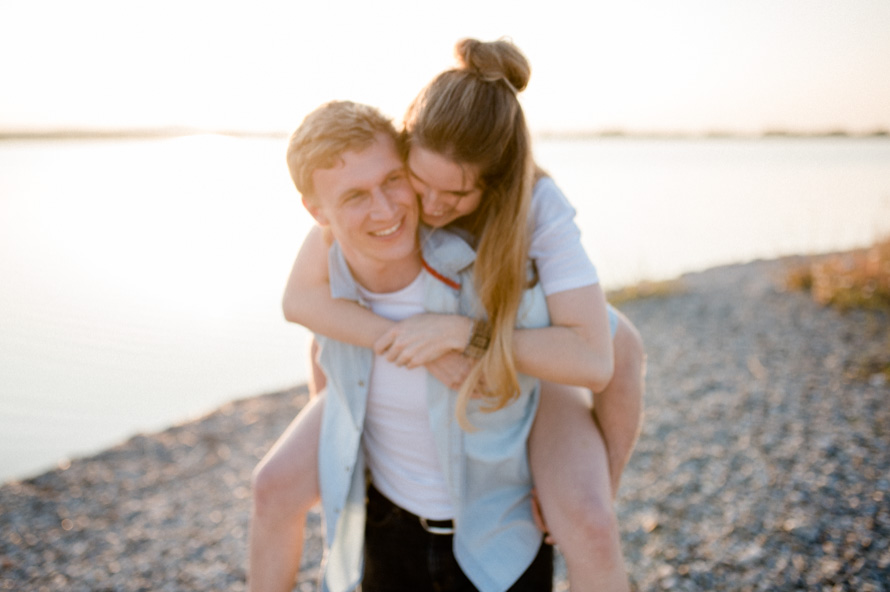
305, 133, 419, 279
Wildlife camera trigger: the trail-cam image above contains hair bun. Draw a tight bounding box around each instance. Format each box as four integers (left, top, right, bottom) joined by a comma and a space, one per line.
454, 38, 530, 93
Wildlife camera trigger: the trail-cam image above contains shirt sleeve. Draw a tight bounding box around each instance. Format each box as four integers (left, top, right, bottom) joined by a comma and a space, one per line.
528, 176, 599, 296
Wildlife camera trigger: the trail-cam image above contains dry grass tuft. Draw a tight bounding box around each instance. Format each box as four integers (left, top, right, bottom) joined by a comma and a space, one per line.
606, 279, 685, 306
786, 237, 890, 382
785, 237, 890, 312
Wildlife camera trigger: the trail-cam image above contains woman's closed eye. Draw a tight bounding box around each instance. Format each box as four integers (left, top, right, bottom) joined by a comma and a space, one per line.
384, 172, 409, 189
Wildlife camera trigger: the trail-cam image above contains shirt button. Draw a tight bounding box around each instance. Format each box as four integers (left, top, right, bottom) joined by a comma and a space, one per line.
358, 380, 365, 387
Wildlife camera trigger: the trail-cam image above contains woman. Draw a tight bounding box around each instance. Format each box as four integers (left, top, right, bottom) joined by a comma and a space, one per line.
251, 38, 644, 592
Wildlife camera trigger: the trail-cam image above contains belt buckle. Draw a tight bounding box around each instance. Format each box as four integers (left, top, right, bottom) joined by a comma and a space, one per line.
420, 516, 455, 535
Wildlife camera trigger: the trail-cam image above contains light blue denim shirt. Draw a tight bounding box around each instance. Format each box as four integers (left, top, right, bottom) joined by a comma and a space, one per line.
316, 227, 550, 592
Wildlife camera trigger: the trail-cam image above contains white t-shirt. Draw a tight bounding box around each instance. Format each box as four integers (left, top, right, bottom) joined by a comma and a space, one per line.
529, 176, 600, 295
357, 272, 454, 520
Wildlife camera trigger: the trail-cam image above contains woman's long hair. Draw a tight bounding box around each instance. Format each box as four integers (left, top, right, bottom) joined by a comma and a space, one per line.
403, 38, 535, 429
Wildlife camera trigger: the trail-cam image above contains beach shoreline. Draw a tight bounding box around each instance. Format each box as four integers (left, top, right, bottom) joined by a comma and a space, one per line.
2, 253, 888, 591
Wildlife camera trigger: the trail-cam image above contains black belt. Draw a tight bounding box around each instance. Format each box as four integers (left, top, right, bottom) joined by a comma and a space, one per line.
368, 484, 455, 535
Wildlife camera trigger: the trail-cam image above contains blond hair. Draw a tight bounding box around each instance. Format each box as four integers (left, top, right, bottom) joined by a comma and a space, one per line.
286, 101, 398, 201
404, 38, 536, 429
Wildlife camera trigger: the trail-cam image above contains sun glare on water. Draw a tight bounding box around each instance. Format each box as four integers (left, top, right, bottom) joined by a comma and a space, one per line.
12, 134, 310, 327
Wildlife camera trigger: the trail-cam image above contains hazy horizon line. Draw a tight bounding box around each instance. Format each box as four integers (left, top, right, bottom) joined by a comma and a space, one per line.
1, 125, 888, 142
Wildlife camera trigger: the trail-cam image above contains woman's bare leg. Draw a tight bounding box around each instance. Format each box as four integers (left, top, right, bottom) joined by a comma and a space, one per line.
529, 313, 644, 591
595, 310, 646, 496
248, 393, 324, 592
530, 382, 629, 591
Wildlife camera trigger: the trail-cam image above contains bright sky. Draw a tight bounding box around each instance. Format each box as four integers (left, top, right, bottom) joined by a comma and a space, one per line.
2, 0, 889, 135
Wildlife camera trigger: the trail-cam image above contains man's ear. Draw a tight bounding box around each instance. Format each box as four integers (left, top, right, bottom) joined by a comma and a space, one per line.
302, 196, 330, 226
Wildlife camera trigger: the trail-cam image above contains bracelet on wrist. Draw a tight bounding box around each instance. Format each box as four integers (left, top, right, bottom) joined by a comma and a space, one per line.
463, 318, 492, 359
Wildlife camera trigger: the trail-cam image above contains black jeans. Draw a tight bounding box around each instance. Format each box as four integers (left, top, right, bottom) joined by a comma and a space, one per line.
362, 484, 553, 592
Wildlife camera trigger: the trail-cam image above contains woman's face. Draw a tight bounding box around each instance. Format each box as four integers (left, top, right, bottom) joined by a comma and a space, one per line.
406, 145, 483, 228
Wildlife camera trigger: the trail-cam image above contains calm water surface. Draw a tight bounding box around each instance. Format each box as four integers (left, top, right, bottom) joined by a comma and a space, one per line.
2, 136, 889, 482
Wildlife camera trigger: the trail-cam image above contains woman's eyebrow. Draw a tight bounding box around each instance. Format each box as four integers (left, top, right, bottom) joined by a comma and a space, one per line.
406, 166, 473, 195
406, 164, 425, 183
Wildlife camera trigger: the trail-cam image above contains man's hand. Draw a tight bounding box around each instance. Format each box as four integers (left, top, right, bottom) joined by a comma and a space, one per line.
530, 489, 556, 545
424, 351, 473, 390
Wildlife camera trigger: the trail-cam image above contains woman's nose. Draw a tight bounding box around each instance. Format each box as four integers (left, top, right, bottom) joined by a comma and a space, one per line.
421, 189, 442, 212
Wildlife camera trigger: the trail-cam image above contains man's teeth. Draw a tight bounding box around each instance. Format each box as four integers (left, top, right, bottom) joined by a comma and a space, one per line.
372, 221, 401, 237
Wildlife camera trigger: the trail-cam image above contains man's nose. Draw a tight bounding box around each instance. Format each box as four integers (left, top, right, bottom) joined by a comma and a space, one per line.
369, 187, 397, 217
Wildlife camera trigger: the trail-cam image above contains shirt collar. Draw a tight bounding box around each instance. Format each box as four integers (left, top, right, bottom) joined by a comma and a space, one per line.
328, 226, 476, 301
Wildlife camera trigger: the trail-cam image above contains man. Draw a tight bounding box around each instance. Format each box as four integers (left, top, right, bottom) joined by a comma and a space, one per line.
273, 100, 552, 592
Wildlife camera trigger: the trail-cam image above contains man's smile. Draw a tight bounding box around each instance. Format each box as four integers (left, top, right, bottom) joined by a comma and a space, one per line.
370, 220, 402, 237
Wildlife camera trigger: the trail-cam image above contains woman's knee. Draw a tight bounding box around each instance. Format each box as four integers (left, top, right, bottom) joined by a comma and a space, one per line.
252, 397, 324, 518
546, 484, 620, 557
612, 315, 646, 383
576, 493, 619, 540
251, 460, 285, 516
557, 477, 616, 528
251, 454, 317, 518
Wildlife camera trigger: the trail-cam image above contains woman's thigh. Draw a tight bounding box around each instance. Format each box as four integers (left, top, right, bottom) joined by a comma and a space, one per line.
253, 392, 325, 509
528, 382, 611, 530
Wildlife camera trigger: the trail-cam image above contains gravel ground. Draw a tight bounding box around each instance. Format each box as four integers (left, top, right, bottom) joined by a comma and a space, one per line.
2, 254, 888, 591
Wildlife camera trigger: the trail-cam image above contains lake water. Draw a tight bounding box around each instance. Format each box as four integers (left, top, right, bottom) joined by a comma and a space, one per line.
2, 135, 889, 483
